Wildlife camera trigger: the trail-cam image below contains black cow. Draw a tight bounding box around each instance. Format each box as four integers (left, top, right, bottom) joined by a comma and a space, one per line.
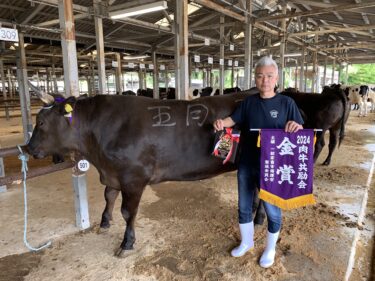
200, 87, 214, 97
137, 88, 154, 98
214, 87, 242, 95
27, 91, 255, 256
122, 90, 136, 96
282, 86, 350, 165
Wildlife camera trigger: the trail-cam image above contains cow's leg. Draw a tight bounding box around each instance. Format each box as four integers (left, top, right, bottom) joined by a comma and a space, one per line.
254, 200, 266, 225
323, 128, 339, 166
313, 131, 325, 163
100, 186, 120, 229
52, 154, 65, 164
253, 188, 265, 225
115, 185, 145, 257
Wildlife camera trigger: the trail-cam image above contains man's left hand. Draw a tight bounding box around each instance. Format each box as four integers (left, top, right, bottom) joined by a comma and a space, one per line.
285, 121, 303, 133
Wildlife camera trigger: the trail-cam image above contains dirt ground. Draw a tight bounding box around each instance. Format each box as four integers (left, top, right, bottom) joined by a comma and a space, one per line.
0, 108, 374, 281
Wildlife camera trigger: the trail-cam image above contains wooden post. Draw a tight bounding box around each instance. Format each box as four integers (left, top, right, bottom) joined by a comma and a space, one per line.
115, 53, 122, 94
332, 57, 336, 84
93, 0, 106, 95
219, 16, 225, 95
345, 64, 349, 84
0, 57, 7, 100
16, 32, 33, 142
7, 69, 13, 99
46, 68, 50, 94
323, 56, 327, 87
59, 0, 80, 98
279, 4, 287, 90
299, 21, 306, 92
174, 0, 188, 100
59, 0, 90, 230
312, 27, 318, 92
0, 145, 6, 193
243, 0, 252, 90
152, 51, 159, 99
203, 68, 207, 88
304, 58, 308, 92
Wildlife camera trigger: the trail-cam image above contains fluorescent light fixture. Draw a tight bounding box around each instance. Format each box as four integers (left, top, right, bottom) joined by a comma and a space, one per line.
234, 32, 244, 39
123, 55, 150, 60
110, 1, 167, 19
272, 41, 281, 47
284, 53, 302, 57
155, 3, 201, 26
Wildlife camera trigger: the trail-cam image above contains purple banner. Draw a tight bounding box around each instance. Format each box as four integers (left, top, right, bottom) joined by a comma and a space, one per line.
259, 129, 315, 209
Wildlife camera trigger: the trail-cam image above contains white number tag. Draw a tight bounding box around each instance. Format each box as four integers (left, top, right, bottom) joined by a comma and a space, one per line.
0, 27, 19, 42
78, 160, 90, 172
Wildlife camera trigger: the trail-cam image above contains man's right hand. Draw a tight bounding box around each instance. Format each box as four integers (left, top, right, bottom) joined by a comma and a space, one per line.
213, 119, 225, 131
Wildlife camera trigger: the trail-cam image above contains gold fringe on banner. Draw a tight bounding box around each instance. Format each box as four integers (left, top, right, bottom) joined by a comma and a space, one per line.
257, 130, 261, 147
259, 189, 316, 210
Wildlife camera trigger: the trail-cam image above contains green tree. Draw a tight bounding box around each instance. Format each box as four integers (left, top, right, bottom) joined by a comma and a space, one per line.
346, 64, 375, 85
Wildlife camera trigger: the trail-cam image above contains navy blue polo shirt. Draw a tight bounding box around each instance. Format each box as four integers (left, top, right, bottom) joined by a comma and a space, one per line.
231, 93, 304, 166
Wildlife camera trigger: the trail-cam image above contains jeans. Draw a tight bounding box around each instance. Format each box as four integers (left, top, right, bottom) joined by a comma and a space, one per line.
237, 164, 282, 233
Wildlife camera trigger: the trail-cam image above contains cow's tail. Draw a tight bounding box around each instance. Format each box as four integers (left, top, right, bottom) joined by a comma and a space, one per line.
338, 89, 348, 147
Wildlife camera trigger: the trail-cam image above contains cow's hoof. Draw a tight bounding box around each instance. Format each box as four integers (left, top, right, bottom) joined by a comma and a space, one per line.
115, 247, 133, 258
322, 161, 330, 166
97, 227, 109, 234
100, 220, 111, 229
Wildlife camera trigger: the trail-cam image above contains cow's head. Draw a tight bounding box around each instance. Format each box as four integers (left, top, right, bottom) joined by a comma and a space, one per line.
359, 85, 369, 97
27, 94, 77, 159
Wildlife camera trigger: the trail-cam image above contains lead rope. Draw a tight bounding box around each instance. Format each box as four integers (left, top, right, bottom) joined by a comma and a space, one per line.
17, 145, 52, 252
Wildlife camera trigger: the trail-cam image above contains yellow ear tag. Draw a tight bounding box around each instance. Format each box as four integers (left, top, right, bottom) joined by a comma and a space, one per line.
65, 104, 73, 113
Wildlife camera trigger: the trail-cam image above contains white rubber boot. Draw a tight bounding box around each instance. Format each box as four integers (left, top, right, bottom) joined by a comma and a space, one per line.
259, 231, 280, 268
231, 222, 254, 257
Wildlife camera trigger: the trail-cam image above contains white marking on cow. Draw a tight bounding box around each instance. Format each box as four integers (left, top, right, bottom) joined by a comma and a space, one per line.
368, 88, 375, 113
348, 85, 368, 117
186, 104, 208, 127
344, 153, 375, 281
148, 106, 176, 127
41, 105, 53, 110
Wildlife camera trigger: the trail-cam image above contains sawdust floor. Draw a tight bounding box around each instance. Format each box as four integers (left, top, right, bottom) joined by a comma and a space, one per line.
0, 110, 374, 281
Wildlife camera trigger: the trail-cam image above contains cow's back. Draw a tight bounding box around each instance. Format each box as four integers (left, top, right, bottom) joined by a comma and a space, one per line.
74, 94, 249, 185
281, 91, 345, 129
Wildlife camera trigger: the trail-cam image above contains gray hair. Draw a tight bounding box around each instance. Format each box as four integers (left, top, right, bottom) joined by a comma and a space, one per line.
254, 56, 278, 73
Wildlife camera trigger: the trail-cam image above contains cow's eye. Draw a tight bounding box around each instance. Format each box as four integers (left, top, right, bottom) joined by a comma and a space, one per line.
38, 121, 44, 127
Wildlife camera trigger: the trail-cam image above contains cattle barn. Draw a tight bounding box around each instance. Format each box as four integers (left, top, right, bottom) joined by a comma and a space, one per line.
0, 1, 374, 280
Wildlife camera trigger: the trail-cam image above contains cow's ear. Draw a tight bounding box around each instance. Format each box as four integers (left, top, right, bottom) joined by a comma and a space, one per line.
59, 96, 77, 115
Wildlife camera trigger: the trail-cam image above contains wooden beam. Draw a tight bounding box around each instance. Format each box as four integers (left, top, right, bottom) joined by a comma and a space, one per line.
193, 0, 246, 22
36, 13, 88, 27
255, 2, 375, 22
320, 44, 375, 51
192, 0, 334, 59
289, 24, 375, 37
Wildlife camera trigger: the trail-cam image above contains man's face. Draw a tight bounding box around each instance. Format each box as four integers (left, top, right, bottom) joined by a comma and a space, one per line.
255, 65, 279, 93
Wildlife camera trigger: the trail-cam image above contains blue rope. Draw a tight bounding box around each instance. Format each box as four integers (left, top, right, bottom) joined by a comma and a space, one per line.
18, 145, 51, 252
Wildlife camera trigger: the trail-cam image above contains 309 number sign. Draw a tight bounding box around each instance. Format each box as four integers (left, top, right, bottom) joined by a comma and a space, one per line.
0, 28, 19, 42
